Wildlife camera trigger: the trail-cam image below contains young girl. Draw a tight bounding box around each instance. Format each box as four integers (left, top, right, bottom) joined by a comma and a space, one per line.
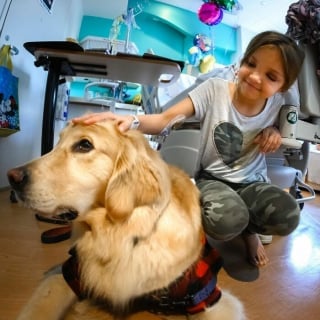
73, 31, 305, 267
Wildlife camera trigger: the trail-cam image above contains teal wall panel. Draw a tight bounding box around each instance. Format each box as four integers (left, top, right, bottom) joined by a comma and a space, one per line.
78, 1, 238, 65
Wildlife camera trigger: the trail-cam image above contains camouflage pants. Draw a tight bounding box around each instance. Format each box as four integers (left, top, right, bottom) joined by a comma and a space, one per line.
196, 174, 300, 241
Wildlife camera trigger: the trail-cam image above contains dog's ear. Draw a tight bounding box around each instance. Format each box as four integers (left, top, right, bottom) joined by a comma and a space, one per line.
105, 132, 169, 222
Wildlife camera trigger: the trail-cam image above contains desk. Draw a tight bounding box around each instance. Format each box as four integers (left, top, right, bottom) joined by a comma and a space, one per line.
24, 41, 182, 155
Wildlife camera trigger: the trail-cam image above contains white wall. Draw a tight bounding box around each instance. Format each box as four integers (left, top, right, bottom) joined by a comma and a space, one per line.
0, 0, 82, 188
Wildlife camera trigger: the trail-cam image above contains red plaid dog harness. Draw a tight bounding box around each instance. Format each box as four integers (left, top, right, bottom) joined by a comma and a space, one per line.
62, 240, 223, 316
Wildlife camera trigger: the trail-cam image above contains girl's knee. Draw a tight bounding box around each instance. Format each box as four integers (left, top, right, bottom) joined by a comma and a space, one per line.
273, 203, 300, 236
197, 179, 250, 240
201, 205, 249, 241
258, 190, 301, 235
240, 182, 301, 235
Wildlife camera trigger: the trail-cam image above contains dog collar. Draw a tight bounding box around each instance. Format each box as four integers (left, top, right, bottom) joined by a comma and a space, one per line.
62, 247, 84, 299
62, 241, 223, 316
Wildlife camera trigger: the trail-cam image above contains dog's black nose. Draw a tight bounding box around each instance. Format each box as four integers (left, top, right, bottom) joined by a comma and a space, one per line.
7, 168, 29, 192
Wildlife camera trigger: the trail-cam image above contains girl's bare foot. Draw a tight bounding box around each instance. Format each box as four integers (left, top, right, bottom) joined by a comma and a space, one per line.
242, 232, 269, 267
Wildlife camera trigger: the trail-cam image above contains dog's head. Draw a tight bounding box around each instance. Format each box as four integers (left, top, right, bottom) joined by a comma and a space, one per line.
7, 120, 171, 220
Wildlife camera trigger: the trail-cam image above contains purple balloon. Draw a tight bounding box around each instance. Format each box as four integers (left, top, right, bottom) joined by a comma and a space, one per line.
198, 3, 223, 26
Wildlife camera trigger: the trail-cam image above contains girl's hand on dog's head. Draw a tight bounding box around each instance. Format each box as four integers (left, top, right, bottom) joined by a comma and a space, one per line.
72, 112, 117, 125
72, 112, 133, 132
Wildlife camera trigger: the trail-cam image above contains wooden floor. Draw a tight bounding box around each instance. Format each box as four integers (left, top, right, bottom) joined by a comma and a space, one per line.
0, 188, 319, 320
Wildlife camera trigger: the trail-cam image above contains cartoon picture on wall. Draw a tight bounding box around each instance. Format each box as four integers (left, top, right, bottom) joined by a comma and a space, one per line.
39, 0, 54, 13
0, 45, 20, 137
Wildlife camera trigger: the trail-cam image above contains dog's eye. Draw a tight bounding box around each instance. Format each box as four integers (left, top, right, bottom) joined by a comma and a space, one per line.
73, 139, 94, 153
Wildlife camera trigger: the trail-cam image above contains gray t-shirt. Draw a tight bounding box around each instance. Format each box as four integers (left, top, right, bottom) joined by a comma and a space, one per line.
189, 78, 285, 183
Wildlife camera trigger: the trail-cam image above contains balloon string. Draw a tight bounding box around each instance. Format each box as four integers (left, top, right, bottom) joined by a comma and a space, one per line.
208, 26, 215, 56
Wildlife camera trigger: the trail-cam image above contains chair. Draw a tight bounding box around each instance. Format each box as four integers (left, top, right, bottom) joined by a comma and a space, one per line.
267, 42, 320, 206
156, 44, 320, 207
160, 128, 201, 178
160, 127, 314, 209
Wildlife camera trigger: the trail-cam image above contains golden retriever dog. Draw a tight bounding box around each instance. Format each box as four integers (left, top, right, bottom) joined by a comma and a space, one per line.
7, 120, 245, 320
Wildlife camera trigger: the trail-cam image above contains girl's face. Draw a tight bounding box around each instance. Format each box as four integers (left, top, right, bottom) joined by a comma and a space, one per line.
237, 45, 286, 101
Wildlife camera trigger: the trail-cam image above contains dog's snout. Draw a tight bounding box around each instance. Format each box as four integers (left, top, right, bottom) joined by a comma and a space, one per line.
7, 167, 29, 191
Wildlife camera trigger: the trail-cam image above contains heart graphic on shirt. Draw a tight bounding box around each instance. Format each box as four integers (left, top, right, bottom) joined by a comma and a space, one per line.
213, 122, 243, 168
